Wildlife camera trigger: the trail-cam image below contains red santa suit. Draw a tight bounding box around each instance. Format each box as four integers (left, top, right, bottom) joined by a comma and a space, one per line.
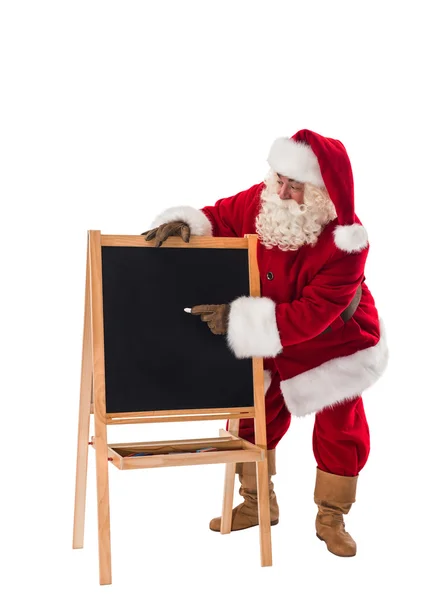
151, 129, 388, 476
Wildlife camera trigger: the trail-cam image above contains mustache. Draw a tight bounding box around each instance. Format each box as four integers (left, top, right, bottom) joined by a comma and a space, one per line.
263, 193, 308, 215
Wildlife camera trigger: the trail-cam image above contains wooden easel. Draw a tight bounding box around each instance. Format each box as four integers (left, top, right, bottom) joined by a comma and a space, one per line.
72, 231, 273, 585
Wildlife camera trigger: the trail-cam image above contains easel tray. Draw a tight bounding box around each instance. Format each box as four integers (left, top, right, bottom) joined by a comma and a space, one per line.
95, 432, 265, 470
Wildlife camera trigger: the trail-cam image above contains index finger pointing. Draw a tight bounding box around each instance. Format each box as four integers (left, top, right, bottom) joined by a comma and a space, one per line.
191, 304, 219, 315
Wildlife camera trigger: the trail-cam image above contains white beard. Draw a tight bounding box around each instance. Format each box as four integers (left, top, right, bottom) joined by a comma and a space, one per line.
255, 172, 337, 252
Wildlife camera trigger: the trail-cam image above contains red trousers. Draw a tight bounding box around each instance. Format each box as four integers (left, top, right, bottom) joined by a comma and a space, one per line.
233, 361, 370, 477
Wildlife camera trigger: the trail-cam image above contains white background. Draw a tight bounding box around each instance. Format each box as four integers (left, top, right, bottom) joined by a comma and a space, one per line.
1, 1, 438, 598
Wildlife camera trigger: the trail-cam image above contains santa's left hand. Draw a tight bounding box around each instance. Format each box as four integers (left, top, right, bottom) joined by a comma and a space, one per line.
191, 304, 231, 335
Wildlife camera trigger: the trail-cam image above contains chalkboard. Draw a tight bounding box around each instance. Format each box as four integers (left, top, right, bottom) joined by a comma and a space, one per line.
101, 246, 253, 413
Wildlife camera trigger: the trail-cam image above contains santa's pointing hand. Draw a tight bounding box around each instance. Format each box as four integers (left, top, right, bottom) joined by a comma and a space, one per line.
190, 304, 231, 335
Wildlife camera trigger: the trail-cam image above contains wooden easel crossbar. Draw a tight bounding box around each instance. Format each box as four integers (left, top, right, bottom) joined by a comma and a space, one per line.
72, 231, 273, 585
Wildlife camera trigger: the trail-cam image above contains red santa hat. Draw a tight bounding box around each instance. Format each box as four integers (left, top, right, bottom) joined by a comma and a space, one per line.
267, 129, 368, 253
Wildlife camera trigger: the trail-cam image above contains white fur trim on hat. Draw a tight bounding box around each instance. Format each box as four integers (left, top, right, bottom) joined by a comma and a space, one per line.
280, 320, 388, 417
333, 224, 369, 253
267, 137, 325, 188
151, 206, 213, 236
227, 297, 282, 358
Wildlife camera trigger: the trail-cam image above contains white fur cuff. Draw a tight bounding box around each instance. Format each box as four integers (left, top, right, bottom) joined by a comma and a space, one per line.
150, 206, 213, 236
333, 224, 368, 253
227, 297, 282, 358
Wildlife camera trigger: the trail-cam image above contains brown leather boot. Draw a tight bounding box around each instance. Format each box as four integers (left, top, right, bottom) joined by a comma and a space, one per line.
314, 467, 358, 557
209, 449, 279, 532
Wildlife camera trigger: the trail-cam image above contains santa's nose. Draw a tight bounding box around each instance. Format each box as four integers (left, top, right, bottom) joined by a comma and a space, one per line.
279, 183, 291, 200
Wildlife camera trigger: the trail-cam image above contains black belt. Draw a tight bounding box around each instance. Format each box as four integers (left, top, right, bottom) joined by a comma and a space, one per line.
321, 285, 362, 334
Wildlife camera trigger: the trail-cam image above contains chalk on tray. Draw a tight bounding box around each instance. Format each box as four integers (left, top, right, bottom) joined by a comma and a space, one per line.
126, 452, 154, 457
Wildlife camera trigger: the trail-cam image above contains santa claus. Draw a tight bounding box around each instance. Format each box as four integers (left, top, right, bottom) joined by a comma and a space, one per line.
142, 129, 388, 557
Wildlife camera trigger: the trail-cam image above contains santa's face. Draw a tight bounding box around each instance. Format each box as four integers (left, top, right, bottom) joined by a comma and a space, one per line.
256, 170, 337, 252
276, 174, 305, 204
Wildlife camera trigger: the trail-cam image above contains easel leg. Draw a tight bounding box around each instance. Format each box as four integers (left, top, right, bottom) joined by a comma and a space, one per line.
72, 374, 92, 548
256, 457, 273, 567
252, 356, 273, 567
220, 419, 239, 534
89, 230, 112, 585
94, 417, 112, 585
73, 243, 93, 550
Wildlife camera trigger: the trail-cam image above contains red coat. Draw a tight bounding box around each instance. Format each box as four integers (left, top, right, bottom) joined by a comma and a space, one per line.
152, 185, 388, 416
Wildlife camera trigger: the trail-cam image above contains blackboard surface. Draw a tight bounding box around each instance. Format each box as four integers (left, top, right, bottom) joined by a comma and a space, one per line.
101, 246, 253, 413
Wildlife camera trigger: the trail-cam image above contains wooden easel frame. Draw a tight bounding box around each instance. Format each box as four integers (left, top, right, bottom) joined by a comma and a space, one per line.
72, 231, 272, 585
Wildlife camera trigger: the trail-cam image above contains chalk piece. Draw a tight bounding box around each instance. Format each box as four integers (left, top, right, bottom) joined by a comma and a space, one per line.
125, 451, 154, 457
184, 307, 192, 313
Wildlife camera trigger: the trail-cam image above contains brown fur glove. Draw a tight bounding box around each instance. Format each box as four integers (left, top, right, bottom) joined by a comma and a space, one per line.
142, 221, 190, 247
191, 304, 231, 335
